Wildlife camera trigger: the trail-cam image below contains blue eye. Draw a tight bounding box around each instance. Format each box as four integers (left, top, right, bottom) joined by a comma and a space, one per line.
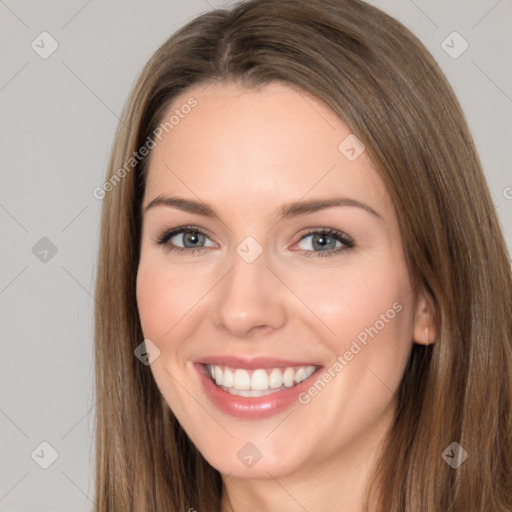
296, 229, 355, 257
156, 226, 215, 253
155, 226, 355, 257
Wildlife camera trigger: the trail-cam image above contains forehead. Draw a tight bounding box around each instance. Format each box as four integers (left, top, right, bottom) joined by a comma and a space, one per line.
144, 82, 392, 219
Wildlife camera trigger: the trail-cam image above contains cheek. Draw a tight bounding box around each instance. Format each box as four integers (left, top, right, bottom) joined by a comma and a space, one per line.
292, 259, 412, 352
136, 256, 209, 341
136, 264, 174, 340
292, 263, 414, 437
135, 259, 201, 408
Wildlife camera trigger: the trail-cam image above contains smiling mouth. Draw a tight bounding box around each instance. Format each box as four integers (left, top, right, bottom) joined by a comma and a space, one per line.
204, 364, 318, 397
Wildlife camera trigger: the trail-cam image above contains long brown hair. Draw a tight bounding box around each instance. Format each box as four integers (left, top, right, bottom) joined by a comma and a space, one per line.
94, 0, 512, 510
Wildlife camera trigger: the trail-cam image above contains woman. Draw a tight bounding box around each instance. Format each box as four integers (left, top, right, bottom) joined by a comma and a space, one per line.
93, 0, 512, 510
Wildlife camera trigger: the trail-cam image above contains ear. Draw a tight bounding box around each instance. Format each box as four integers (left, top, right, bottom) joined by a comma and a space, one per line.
412, 287, 437, 346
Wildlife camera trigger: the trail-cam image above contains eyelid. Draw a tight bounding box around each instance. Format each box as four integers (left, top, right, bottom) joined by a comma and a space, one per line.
154, 225, 214, 245
154, 225, 355, 257
292, 227, 355, 257
296, 227, 354, 244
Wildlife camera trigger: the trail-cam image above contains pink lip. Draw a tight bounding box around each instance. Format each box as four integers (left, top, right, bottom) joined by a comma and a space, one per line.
193, 355, 320, 370
194, 361, 321, 420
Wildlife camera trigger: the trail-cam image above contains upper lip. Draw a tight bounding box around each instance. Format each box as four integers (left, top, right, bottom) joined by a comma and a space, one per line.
193, 355, 321, 370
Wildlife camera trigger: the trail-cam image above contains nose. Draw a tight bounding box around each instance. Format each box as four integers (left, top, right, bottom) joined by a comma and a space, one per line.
209, 250, 287, 338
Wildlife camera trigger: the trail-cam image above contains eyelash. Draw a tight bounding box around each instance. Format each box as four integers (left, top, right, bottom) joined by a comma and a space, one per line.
154, 225, 355, 257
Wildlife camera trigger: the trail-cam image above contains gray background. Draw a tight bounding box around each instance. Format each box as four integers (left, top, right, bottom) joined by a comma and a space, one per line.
1, 1, 511, 510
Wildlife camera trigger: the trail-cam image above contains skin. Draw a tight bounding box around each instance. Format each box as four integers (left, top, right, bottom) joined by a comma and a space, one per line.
136, 82, 436, 512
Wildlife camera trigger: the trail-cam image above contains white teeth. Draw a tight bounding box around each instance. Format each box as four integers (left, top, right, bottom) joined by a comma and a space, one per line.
251, 369, 268, 391
294, 367, 305, 384
215, 366, 223, 386
206, 364, 317, 393
283, 367, 295, 387
233, 369, 251, 390
223, 368, 234, 388
268, 368, 283, 389
304, 366, 315, 379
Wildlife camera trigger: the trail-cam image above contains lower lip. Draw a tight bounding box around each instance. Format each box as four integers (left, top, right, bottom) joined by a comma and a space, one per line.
195, 364, 320, 420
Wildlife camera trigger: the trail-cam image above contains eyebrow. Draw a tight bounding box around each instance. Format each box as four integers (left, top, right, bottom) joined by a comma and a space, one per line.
143, 195, 384, 222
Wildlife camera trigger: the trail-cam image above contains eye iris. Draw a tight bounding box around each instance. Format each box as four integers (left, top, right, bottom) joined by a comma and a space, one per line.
313, 233, 336, 251
183, 232, 204, 248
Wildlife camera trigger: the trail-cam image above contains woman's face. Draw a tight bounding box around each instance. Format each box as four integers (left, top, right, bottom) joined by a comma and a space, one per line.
136, 82, 431, 481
